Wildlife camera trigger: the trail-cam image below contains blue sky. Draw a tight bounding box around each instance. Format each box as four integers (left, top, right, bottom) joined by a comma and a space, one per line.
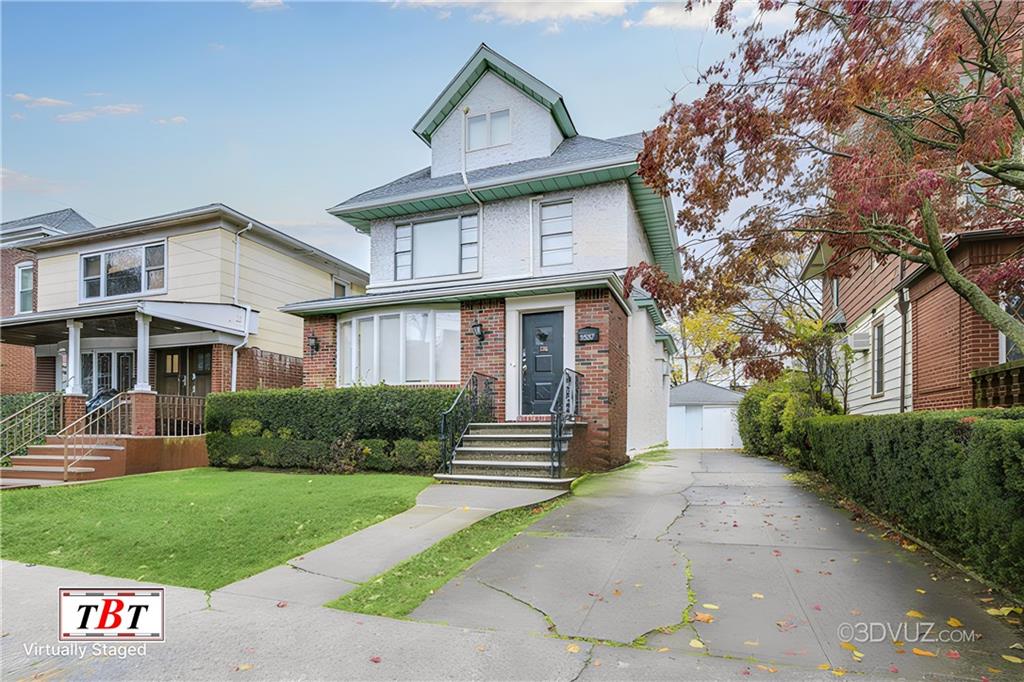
1, 1, 757, 270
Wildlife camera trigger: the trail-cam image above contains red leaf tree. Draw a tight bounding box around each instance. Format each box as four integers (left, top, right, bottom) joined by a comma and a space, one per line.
628, 0, 1024, 357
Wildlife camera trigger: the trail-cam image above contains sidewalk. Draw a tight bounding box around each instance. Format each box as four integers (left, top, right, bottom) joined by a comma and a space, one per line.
213, 483, 563, 606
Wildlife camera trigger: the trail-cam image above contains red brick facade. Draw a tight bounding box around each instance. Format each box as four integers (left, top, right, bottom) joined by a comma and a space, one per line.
209, 344, 304, 392
1, 246, 36, 394
302, 315, 338, 388
572, 289, 629, 471
909, 236, 1023, 410
461, 299, 506, 417
129, 391, 157, 436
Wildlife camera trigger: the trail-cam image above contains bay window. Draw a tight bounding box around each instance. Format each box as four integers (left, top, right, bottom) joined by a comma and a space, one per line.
395, 214, 478, 281
337, 308, 461, 385
81, 241, 166, 300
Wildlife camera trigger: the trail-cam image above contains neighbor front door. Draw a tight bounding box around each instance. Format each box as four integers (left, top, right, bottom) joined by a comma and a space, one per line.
521, 311, 563, 415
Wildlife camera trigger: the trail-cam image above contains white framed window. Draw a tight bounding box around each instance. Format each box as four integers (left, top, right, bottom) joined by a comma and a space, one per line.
999, 294, 1023, 363
394, 214, 479, 281
540, 201, 573, 266
14, 261, 33, 314
337, 308, 461, 385
871, 318, 885, 395
830, 277, 839, 309
78, 350, 134, 397
80, 240, 166, 301
333, 278, 347, 298
467, 109, 510, 151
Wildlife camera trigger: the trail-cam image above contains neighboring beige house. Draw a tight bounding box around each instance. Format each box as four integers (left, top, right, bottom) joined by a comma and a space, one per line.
1, 203, 366, 398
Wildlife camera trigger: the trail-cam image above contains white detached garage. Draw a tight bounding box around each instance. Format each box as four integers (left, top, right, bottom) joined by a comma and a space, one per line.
667, 380, 744, 449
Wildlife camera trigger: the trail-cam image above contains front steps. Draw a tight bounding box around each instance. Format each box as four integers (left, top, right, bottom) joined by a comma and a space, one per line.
0, 437, 126, 483
434, 422, 578, 489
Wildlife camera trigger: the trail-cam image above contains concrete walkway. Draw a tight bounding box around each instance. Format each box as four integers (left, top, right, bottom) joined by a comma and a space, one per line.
213, 483, 563, 606
413, 449, 1024, 679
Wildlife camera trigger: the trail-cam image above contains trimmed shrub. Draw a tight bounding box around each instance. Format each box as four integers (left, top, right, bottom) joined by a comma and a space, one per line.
736, 381, 776, 456
230, 418, 263, 438
803, 410, 1024, 591
0, 392, 51, 417
360, 439, 394, 472
393, 439, 421, 471
737, 373, 841, 460
322, 433, 366, 475
418, 439, 442, 472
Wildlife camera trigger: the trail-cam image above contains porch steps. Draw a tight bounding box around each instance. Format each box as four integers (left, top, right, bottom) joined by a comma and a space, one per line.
436, 421, 582, 489
1, 438, 126, 482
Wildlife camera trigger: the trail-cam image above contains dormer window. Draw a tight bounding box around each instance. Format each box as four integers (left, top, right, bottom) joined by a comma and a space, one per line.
467, 109, 510, 151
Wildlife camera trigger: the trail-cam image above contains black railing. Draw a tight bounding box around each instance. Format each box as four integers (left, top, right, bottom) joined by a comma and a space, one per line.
549, 369, 583, 478
439, 371, 497, 474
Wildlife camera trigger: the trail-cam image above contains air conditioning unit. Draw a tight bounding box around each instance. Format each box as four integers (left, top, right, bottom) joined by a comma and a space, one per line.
848, 332, 871, 353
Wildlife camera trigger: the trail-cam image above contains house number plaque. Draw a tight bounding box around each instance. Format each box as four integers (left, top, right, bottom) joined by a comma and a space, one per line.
577, 327, 600, 343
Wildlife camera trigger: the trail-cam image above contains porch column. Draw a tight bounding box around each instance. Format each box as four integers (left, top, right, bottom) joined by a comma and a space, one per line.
134, 313, 152, 391
66, 320, 83, 395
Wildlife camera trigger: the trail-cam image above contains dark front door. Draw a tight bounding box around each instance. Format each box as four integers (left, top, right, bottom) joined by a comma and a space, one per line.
521, 311, 563, 415
156, 346, 213, 396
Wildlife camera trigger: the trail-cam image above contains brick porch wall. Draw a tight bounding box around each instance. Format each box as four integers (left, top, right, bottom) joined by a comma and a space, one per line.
573, 289, 629, 471
302, 315, 338, 389
1, 246, 36, 394
461, 299, 506, 418
210, 344, 304, 392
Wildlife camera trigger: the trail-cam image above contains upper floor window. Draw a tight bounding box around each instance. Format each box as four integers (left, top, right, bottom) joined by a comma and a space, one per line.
872, 319, 885, 395
81, 241, 166, 300
395, 214, 478, 281
333, 279, 347, 298
540, 201, 573, 266
830, 277, 839, 309
467, 109, 510, 151
14, 261, 33, 314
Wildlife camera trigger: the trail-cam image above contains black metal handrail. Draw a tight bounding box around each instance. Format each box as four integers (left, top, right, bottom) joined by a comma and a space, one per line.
549, 368, 583, 478
439, 371, 497, 474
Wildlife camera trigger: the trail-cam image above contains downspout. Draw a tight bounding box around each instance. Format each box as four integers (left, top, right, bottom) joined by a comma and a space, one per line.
460, 107, 485, 236
231, 222, 255, 391
897, 258, 909, 413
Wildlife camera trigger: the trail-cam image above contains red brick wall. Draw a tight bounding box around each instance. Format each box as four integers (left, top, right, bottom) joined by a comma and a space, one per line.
910, 237, 1023, 410
210, 343, 304, 392
211, 344, 233, 393
1, 246, 36, 394
461, 299, 506, 418
302, 316, 338, 389
573, 289, 629, 471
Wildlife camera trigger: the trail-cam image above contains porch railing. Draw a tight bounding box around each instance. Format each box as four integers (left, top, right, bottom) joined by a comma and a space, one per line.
0, 393, 64, 463
972, 359, 1024, 408
439, 371, 497, 474
156, 395, 206, 436
58, 392, 132, 481
549, 369, 583, 478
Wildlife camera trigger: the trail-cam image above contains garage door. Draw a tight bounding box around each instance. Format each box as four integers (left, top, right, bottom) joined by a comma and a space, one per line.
667, 404, 741, 449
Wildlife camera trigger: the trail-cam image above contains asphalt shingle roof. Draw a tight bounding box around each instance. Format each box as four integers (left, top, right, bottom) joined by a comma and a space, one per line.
1, 208, 95, 234
669, 380, 745, 406
332, 133, 644, 212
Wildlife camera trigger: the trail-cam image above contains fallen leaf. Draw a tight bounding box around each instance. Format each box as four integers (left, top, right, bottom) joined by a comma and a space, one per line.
475, 644, 487, 652
892, 640, 905, 647
850, 609, 862, 616
744, 640, 759, 647
916, 588, 927, 594
812, 603, 823, 611
776, 619, 796, 632
946, 650, 961, 660
702, 603, 720, 610
947, 617, 963, 628
980, 597, 995, 603
566, 644, 581, 654
233, 664, 253, 672
275, 601, 287, 608
752, 593, 765, 599
694, 612, 715, 623
906, 610, 925, 619
1011, 643, 1024, 650
840, 642, 857, 652
888, 665, 899, 673
592, 659, 601, 668
912, 648, 937, 657
772, 549, 783, 557
831, 668, 847, 677
988, 607, 1014, 616
612, 589, 622, 598
1002, 655, 1023, 664
817, 663, 831, 671
657, 647, 670, 653
370, 656, 382, 664
689, 638, 705, 649
852, 651, 864, 662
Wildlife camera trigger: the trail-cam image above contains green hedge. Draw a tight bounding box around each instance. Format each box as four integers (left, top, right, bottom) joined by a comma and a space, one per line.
737, 374, 841, 464
803, 409, 1024, 590
0, 392, 51, 418
205, 385, 458, 474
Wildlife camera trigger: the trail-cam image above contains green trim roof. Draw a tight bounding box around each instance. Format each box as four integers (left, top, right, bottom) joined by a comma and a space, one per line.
413, 43, 577, 146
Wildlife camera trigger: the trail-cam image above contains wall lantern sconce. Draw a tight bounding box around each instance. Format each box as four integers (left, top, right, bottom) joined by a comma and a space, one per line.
307, 334, 320, 354
471, 321, 487, 349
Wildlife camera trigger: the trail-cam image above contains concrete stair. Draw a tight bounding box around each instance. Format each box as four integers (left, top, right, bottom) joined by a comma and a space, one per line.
1, 437, 126, 482
434, 422, 580, 489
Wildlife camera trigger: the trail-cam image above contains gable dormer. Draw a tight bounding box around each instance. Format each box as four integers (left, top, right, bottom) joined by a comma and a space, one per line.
414, 44, 578, 178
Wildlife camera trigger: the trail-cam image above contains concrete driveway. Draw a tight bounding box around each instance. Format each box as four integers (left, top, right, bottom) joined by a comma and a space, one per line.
3, 449, 1021, 680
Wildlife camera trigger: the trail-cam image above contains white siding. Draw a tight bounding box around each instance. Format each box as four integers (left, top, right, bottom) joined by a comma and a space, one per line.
430, 71, 563, 178
627, 303, 669, 451
843, 292, 913, 414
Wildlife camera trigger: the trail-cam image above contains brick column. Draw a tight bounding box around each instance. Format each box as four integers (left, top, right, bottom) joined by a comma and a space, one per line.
62, 394, 87, 428
461, 299, 506, 419
128, 390, 156, 436
302, 315, 338, 388
573, 289, 629, 471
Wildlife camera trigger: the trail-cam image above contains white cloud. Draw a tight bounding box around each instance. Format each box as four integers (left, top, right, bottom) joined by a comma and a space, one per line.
10, 93, 72, 107
84, 91, 106, 97
393, 1, 634, 32
10, 112, 25, 120
624, 1, 797, 30
208, 42, 227, 51
155, 115, 188, 125
247, 0, 287, 11
0, 167, 64, 194
56, 103, 142, 123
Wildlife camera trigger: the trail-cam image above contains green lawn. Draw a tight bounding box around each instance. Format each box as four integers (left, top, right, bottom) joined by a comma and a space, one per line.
329, 496, 566, 618
0, 468, 431, 591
